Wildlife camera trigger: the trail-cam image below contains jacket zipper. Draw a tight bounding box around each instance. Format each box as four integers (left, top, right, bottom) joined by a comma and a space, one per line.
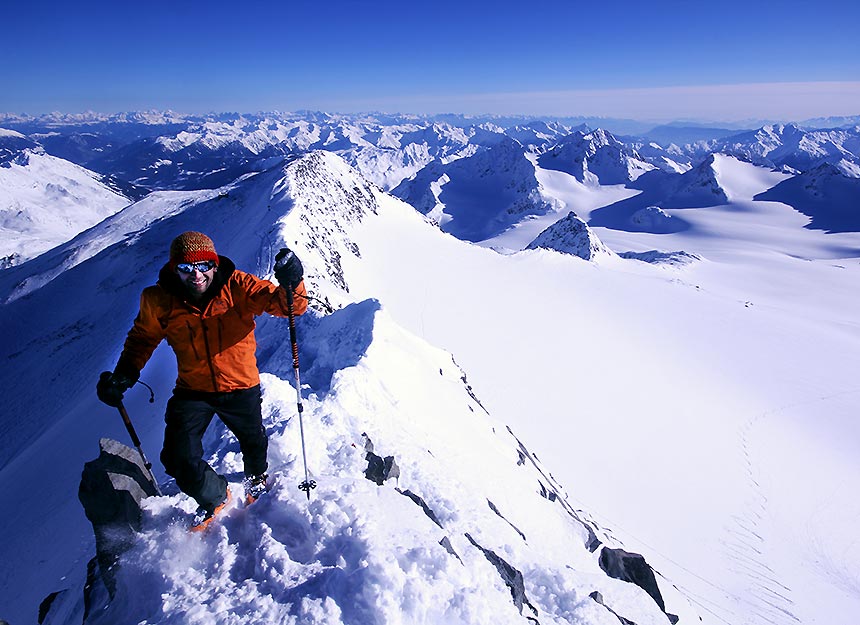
185, 322, 201, 359
200, 318, 219, 392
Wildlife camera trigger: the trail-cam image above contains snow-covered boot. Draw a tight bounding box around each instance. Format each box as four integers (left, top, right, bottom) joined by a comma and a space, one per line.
190, 487, 232, 533
244, 473, 269, 505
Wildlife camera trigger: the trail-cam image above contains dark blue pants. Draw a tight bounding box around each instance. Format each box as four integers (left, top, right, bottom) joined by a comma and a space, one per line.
160, 385, 268, 512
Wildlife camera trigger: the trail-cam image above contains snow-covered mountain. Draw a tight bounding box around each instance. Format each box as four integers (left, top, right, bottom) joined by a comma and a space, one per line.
0, 152, 693, 625
703, 124, 860, 174
664, 154, 731, 207
5, 110, 859, 202
339, 122, 474, 190
537, 128, 658, 185
393, 134, 561, 241
526, 211, 614, 261
2, 109, 860, 625
0, 129, 130, 267
755, 161, 860, 232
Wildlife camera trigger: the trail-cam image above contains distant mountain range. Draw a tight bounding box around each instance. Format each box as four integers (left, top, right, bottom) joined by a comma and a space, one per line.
1, 110, 859, 266
2, 110, 860, 625
3, 111, 856, 190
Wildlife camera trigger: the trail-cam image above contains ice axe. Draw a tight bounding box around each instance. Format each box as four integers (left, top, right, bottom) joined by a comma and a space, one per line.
116, 400, 162, 496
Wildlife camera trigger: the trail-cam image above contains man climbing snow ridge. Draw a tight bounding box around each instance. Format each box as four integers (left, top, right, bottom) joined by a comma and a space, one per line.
97, 231, 307, 531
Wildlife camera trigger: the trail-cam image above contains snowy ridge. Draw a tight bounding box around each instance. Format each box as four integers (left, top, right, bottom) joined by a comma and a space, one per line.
3, 151, 691, 625
706, 124, 860, 175
52, 302, 687, 625
2, 110, 860, 625
0, 141, 130, 267
269, 151, 381, 304
0, 187, 223, 302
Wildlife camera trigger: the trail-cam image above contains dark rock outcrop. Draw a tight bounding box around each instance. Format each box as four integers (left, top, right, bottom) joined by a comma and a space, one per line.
360, 432, 400, 486
487, 499, 526, 542
599, 547, 678, 622
78, 438, 159, 596
364, 452, 400, 485
590, 591, 638, 625
439, 536, 462, 562
465, 533, 538, 619
397, 488, 444, 528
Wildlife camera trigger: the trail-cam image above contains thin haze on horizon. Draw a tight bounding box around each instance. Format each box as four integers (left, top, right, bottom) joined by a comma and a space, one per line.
2, 0, 859, 122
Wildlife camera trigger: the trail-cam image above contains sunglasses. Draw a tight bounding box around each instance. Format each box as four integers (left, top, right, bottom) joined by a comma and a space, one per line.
176, 260, 217, 274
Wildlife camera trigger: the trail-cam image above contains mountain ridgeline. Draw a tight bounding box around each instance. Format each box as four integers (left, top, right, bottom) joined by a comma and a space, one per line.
2, 109, 860, 625
4, 150, 695, 625
2, 111, 858, 266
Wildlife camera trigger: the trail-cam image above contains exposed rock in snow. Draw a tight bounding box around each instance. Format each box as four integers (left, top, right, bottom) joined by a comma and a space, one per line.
78, 438, 160, 596
599, 547, 674, 620
272, 151, 381, 305
465, 532, 539, 618
617, 250, 701, 266
526, 211, 614, 260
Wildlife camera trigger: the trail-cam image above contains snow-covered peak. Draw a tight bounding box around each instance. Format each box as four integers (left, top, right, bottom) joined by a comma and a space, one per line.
505, 121, 571, 150
392, 137, 560, 242
526, 211, 615, 260
538, 128, 657, 185
0, 146, 129, 267
663, 153, 730, 206
713, 124, 860, 173
755, 159, 860, 232
0, 127, 27, 139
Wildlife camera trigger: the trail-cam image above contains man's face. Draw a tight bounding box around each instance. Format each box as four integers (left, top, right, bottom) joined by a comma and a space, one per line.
176, 261, 217, 297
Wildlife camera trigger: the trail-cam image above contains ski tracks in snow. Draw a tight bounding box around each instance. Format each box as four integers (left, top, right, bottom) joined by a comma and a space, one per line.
723, 410, 800, 625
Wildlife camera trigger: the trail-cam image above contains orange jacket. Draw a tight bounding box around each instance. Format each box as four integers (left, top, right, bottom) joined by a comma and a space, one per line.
116, 256, 307, 393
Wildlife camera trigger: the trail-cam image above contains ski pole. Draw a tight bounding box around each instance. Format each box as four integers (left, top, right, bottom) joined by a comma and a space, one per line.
116, 401, 162, 496
286, 286, 316, 500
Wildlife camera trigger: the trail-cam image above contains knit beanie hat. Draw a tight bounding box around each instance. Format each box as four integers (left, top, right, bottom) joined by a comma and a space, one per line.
169, 231, 219, 268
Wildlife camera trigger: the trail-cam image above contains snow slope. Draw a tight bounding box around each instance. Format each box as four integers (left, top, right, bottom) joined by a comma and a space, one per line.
0, 153, 688, 625
44, 305, 686, 625
338, 157, 860, 625
0, 141, 129, 266
1, 145, 859, 625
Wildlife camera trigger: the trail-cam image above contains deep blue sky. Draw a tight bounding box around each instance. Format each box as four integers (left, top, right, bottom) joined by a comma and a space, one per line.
2, 0, 859, 121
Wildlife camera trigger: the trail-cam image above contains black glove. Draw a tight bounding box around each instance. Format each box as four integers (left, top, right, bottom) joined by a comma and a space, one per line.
274, 248, 303, 291
96, 371, 137, 408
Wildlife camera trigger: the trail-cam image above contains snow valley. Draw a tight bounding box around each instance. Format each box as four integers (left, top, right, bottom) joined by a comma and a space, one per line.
1, 111, 859, 625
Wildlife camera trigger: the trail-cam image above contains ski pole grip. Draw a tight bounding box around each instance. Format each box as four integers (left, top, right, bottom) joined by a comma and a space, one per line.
285, 286, 300, 370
